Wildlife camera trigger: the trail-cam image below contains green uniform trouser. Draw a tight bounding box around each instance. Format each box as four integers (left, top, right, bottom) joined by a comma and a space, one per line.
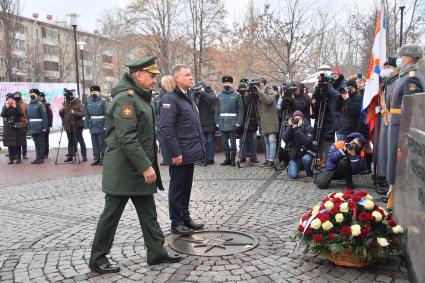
89, 194, 168, 266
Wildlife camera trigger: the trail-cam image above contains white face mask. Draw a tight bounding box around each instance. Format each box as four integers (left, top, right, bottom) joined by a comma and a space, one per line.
380, 68, 393, 78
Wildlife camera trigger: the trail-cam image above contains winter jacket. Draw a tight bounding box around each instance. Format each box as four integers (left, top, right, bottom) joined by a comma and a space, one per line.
196, 87, 217, 133
290, 92, 311, 121
215, 88, 244, 132
85, 96, 107, 134
256, 86, 279, 135
282, 120, 314, 160
102, 73, 163, 195
59, 98, 85, 133
311, 84, 340, 139
27, 99, 48, 135
159, 86, 205, 166
16, 101, 28, 128
337, 91, 362, 135
1, 105, 25, 147
324, 132, 366, 173
332, 74, 347, 90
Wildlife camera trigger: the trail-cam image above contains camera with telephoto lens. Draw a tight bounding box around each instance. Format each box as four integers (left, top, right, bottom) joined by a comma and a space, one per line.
63, 88, 75, 103
290, 117, 300, 125
345, 140, 360, 152
247, 79, 260, 97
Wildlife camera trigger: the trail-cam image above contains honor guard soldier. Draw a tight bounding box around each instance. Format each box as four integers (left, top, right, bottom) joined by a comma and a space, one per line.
89, 57, 181, 274
27, 89, 48, 164
215, 75, 244, 166
39, 92, 53, 158
386, 44, 424, 209
85, 85, 107, 165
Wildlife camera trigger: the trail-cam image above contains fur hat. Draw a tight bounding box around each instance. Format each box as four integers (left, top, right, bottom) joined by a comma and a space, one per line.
222, 75, 233, 83
398, 44, 423, 59
90, 85, 101, 92
161, 75, 176, 93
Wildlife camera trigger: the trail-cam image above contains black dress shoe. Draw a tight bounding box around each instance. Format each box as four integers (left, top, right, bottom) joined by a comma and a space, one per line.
64, 157, 73, 162
185, 220, 204, 230
147, 254, 182, 266
82, 156, 88, 162
89, 263, 120, 274
171, 225, 193, 236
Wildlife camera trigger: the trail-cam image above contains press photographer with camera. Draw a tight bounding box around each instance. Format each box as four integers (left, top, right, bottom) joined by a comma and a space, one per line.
315, 132, 366, 190
256, 77, 279, 168
282, 110, 314, 179
336, 79, 362, 141
59, 89, 87, 162
1, 94, 24, 164
277, 83, 310, 124
238, 81, 259, 163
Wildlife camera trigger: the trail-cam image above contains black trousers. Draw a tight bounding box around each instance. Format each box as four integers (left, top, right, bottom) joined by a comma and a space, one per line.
316, 158, 353, 189
44, 131, 49, 157
168, 164, 194, 227
66, 131, 87, 157
32, 133, 45, 160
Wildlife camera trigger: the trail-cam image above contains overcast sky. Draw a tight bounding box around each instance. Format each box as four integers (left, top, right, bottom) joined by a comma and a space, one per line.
20, 0, 378, 33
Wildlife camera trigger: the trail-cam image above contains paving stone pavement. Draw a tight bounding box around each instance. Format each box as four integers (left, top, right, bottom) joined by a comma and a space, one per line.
0, 164, 410, 283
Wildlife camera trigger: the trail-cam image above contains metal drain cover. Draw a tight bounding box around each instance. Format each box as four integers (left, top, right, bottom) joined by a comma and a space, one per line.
169, 230, 258, 256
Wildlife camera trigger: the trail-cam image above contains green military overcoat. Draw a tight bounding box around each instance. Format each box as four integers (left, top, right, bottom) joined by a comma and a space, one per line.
102, 73, 163, 195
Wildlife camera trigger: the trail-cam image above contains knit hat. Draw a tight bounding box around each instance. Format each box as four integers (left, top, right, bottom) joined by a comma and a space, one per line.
398, 44, 423, 59
293, 110, 304, 119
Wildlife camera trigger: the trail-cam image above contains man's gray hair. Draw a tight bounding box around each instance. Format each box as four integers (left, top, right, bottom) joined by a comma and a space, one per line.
172, 65, 190, 76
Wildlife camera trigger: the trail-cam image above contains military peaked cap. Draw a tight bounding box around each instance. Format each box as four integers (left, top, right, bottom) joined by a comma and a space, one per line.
29, 88, 40, 95
222, 75, 233, 83
90, 85, 101, 92
126, 56, 160, 74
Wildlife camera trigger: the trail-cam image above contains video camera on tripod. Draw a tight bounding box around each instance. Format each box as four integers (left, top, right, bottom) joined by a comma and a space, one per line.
63, 88, 76, 104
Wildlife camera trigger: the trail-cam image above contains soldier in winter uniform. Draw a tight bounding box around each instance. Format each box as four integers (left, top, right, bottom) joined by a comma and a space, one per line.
89, 57, 181, 274
387, 44, 424, 209
85, 85, 107, 165
39, 92, 53, 158
27, 89, 48, 164
215, 75, 244, 166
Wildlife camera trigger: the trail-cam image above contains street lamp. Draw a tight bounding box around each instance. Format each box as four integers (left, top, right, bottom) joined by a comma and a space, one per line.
77, 41, 87, 103
399, 0, 406, 47
67, 13, 81, 98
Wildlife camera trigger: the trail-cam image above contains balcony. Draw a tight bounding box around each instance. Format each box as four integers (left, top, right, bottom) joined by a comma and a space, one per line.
12, 50, 26, 58
15, 33, 26, 40
44, 70, 59, 79
102, 62, 113, 69
42, 37, 59, 46
44, 55, 59, 62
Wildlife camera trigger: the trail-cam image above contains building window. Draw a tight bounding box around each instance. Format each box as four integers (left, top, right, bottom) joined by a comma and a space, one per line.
43, 44, 59, 56
17, 24, 28, 34
44, 61, 59, 71
41, 27, 58, 40
102, 55, 113, 64
15, 39, 26, 51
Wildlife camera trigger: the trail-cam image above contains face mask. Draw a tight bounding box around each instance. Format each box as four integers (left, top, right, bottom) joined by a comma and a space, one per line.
30, 95, 36, 100
14, 97, 21, 102
223, 85, 231, 91
92, 94, 98, 98
396, 58, 404, 69
380, 68, 393, 78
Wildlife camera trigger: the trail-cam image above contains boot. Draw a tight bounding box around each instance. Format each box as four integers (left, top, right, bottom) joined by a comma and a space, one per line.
15, 156, 22, 164
230, 153, 236, 166
64, 155, 73, 162
98, 155, 103, 166
82, 156, 88, 162
376, 176, 389, 195
91, 155, 100, 166
220, 153, 231, 166
360, 153, 372, 175
8, 157, 14, 165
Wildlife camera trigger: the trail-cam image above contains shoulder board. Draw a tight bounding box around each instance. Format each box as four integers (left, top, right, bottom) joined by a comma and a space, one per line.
409, 71, 416, 78
128, 89, 135, 96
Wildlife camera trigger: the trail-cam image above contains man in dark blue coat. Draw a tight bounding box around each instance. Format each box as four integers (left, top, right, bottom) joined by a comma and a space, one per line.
159, 65, 205, 236
27, 89, 48, 164
85, 85, 107, 165
336, 79, 362, 141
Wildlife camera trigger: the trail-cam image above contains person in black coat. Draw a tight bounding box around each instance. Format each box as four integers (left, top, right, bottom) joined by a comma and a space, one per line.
290, 83, 311, 124
1, 95, 24, 164
194, 80, 217, 165
336, 79, 362, 141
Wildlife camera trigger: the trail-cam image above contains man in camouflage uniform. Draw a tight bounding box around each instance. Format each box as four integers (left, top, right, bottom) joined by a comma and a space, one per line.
89, 57, 180, 274
387, 44, 424, 209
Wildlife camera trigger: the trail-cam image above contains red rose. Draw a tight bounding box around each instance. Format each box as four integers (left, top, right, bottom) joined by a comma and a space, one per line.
305, 227, 312, 236
317, 213, 329, 222
328, 232, 336, 241
341, 226, 352, 237
360, 226, 371, 239
329, 193, 336, 198
358, 191, 368, 197
345, 189, 354, 194
298, 225, 304, 233
352, 195, 361, 202
302, 214, 311, 222
330, 207, 339, 215
342, 193, 351, 200
358, 211, 372, 222
348, 201, 356, 208
369, 239, 378, 248
388, 219, 397, 227
331, 198, 342, 205
313, 234, 323, 243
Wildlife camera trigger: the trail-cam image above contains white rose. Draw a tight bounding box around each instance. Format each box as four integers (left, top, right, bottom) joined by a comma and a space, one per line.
364, 194, 373, 201
312, 205, 321, 215
334, 193, 344, 199
324, 201, 334, 210
310, 218, 322, 230
322, 220, 334, 231
379, 207, 389, 218
340, 202, 349, 213
392, 225, 404, 234
372, 211, 383, 222
335, 213, 344, 223
351, 224, 361, 237
377, 237, 389, 247
364, 200, 375, 210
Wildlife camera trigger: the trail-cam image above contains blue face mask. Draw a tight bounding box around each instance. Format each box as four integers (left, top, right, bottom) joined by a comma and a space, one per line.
396, 58, 404, 68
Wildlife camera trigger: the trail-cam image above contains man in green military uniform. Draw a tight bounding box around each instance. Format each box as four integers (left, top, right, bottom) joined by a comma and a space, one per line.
89, 56, 181, 274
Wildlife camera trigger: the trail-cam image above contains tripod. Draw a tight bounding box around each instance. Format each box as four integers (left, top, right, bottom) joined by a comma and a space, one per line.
274, 108, 290, 171
236, 97, 256, 169
55, 101, 81, 165
311, 91, 328, 173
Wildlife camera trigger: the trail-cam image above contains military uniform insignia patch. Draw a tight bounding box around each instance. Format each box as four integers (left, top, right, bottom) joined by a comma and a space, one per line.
128, 89, 135, 96
408, 83, 418, 93
121, 105, 135, 119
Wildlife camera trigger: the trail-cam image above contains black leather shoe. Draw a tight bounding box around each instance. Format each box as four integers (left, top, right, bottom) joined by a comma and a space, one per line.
89, 263, 120, 274
64, 157, 73, 162
147, 254, 182, 266
185, 220, 204, 230
82, 156, 88, 162
171, 225, 193, 236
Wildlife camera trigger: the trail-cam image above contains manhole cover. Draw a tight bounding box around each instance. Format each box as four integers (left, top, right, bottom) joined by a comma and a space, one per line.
169, 230, 258, 256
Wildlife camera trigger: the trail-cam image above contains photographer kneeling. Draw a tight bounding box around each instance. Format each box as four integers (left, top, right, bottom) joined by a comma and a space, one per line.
282, 111, 314, 179
315, 132, 366, 190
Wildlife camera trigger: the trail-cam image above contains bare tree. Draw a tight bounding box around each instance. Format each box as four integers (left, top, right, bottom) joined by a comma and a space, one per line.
98, 7, 133, 40
0, 0, 20, 81
57, 31, 74, 82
